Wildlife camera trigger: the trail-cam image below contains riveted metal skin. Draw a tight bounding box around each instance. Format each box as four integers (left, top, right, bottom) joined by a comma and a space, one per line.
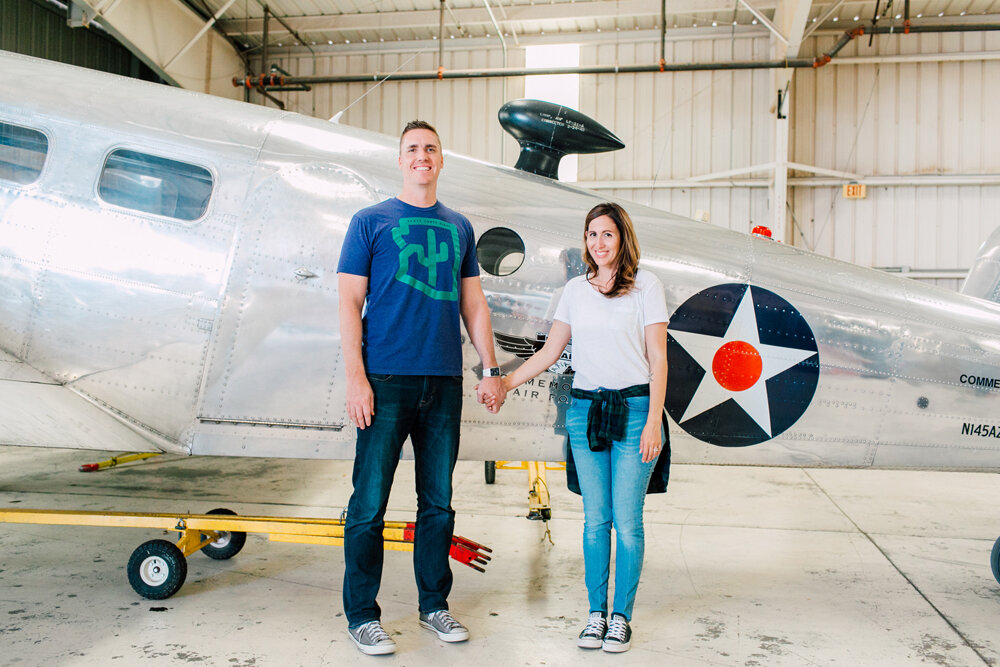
3, 50, 1000, 471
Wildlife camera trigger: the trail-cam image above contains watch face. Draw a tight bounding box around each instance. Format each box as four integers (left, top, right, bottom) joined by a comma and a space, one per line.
484, 367, 502, 377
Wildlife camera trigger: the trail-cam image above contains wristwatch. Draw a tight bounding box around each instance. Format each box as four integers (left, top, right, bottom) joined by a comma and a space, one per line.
482, 367, 502, 377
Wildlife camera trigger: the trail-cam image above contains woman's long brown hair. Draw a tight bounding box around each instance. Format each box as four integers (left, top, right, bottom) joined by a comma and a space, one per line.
583, 202, 640, 298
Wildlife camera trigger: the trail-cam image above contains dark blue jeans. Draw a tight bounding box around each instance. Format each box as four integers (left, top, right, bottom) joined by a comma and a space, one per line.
342, 374, 462, 628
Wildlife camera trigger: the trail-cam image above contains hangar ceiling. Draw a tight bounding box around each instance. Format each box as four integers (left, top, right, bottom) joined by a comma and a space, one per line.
59, 0, 1000, 92
187, 0, 1000, 56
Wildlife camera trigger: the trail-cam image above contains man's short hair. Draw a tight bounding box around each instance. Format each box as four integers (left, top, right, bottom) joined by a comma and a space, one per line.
400, 120, 440, 149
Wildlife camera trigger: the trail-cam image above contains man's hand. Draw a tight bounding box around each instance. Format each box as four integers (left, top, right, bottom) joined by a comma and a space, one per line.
346, 374, 375, 429
476, 376, 506, 413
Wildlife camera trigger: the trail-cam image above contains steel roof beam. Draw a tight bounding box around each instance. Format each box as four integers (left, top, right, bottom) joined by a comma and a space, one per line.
215, 0, 780, 36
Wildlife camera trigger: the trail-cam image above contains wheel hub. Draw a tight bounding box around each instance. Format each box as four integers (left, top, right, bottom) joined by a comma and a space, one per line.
139, 556, 169, 586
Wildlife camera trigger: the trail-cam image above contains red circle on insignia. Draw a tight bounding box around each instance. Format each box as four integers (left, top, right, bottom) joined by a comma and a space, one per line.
712, 341, 763, 391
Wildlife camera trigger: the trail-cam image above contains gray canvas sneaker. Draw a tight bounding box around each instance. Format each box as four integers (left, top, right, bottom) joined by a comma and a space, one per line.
347, 620, 396, 655
418, 610, 470, 642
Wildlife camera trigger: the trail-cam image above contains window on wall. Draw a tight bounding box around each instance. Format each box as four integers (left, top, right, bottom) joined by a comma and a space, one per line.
524, 44, 581, 182
0, 122, 48, 185
99, 149, 213, 221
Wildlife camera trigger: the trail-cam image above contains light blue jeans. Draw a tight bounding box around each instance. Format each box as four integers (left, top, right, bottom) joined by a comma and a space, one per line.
566, 394, 658, 621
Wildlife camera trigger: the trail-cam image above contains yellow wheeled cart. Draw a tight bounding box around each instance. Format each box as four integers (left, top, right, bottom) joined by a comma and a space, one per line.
0, 507, 492, 599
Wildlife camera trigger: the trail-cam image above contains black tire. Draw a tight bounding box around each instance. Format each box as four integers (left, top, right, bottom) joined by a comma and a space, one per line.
199, 508, 247, 560
991, 536, 1000, 586
127, 539, 187, 600
485, 461, 496, 484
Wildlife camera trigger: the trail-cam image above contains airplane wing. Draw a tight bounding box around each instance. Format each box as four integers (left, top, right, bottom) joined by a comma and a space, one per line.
0, 349, 166, 454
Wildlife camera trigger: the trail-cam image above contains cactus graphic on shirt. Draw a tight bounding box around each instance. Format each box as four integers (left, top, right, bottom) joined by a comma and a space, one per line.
392, 217, 461, 301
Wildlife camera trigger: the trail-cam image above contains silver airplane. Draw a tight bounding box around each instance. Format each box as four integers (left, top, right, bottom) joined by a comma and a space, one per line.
2, 50, 1000, 581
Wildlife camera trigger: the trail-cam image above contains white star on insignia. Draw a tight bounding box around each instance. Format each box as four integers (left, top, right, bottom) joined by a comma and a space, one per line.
670, 287, 816, 436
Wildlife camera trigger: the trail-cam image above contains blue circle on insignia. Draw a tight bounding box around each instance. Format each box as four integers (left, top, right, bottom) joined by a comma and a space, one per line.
666, 283, 819, 447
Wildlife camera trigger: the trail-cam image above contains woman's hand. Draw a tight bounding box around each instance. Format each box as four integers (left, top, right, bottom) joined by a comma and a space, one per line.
640, 420, 662, 463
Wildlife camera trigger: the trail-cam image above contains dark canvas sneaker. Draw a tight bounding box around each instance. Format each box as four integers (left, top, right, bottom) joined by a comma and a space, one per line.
347, 620, 396, 655
577, 612, 607, 649
419, 610, 470, 642
602, 613, 632, 653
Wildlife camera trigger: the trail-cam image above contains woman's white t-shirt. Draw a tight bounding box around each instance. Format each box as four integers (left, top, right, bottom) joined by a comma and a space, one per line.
552, 268, 669, 391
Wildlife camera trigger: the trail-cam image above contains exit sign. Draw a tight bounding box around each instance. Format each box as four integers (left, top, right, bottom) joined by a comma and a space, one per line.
843, 183, 866, 199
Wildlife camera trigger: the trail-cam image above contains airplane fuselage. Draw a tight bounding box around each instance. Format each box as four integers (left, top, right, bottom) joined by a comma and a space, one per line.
3, 50, 1000, 470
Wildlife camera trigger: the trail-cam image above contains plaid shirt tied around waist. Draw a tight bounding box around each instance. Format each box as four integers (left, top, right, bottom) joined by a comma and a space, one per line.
569, 383, 651, 452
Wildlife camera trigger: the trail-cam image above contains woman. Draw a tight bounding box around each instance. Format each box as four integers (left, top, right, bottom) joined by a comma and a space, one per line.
496, 202, 668, 652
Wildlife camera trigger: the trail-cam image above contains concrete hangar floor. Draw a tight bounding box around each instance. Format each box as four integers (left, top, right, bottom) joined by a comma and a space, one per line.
0, 445, 998, 666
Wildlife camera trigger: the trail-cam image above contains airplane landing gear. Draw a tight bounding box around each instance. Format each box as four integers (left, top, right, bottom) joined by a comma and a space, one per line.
991, 537, 1000, 585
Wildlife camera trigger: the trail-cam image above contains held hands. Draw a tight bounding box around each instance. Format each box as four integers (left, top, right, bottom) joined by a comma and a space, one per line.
640, 420, 663, 463
476, 375, 507, 413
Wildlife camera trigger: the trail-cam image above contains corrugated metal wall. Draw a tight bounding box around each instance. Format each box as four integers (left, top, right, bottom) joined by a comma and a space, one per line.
266, 49, 525, 167
793, 31, 1000, 291
1, 0, 160, 81
577, 37, 774, 235
267, 30, 1000, 291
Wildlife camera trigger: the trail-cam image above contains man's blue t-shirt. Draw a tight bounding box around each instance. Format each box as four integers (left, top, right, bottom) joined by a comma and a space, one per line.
337, 197, 480, 376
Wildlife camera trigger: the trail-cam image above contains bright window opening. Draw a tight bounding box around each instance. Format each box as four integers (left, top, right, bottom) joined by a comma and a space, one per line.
0, 122, 48, 185
99, 149, 213, 221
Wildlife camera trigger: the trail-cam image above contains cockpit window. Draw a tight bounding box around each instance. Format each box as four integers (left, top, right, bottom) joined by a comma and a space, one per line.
477, 227, 526, 276
99, 149, 213, 221
0, 122, 48, 185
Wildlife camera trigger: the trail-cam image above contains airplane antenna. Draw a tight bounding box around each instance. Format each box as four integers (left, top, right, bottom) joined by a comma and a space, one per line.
330, 48, 432, 122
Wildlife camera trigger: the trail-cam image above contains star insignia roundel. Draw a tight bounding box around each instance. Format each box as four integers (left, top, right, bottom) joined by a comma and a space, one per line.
666, 283, 820, 447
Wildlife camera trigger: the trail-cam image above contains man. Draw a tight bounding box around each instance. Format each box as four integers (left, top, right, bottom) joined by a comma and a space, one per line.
337, 120, 506, 655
